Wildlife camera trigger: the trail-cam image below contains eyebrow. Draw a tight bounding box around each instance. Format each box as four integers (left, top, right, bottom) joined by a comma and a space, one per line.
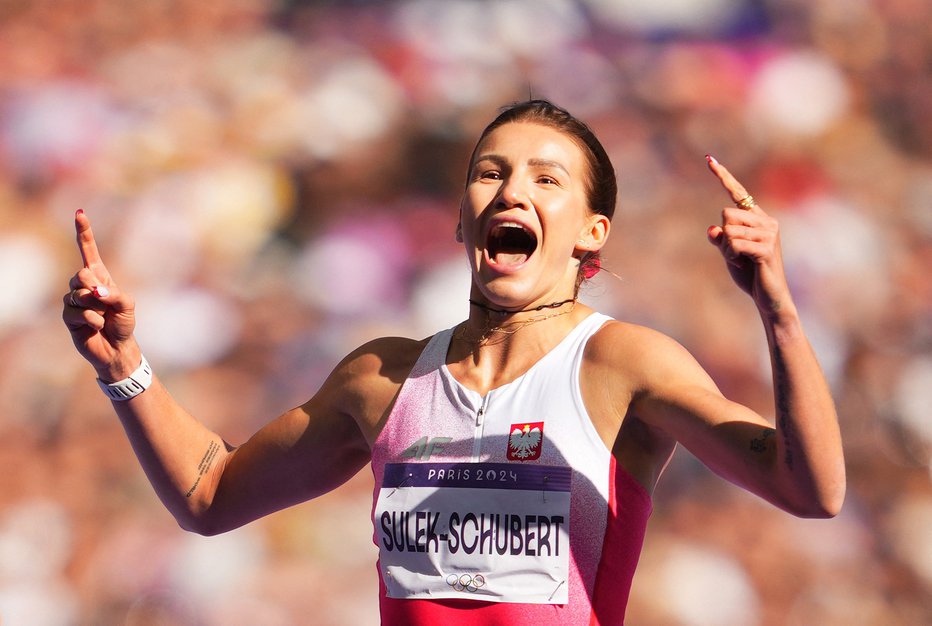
474, 154, 570, 176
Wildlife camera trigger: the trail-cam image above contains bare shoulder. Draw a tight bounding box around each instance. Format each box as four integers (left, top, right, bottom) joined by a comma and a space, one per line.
588, 319, 692, 371
586, 319, 675, 356
580, 320, 689, 424
323, 335, 431, 442
585, 319, 721, 404
337, 335, 429, 381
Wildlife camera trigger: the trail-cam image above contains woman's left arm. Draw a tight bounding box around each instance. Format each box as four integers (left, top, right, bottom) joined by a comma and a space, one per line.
628, 157, 844, 517
708, 155, 844, 516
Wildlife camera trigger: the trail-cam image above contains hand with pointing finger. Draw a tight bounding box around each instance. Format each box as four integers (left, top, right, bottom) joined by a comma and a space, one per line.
62, 210, 141, 382
705, 155, 794, 319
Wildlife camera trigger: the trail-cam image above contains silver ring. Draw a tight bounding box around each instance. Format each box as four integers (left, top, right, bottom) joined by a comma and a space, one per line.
69, 290, 79, 307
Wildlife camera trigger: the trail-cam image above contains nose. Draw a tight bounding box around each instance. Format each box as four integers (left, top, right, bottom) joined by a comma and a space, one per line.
497, 177, 531, 210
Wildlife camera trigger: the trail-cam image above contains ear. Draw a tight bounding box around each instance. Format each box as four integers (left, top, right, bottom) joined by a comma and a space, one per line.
455, 222, 463, 243
574, 214, 610, 254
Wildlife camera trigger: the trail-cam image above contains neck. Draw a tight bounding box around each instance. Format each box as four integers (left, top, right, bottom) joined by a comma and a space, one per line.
459, 297, 578, 346
448, 298, 588, 394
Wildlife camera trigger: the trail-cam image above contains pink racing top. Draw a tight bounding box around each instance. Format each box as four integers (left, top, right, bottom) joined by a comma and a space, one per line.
370, 313, 652, 625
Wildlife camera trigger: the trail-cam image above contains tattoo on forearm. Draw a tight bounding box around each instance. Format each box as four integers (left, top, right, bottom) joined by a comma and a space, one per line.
185, 440, 221, 498
750, 427, 775, 453
773, 347, 795, 470
780, 418, 795, 469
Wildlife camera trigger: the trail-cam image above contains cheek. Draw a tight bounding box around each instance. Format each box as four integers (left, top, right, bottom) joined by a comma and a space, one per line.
459, 221, 482, 251
460, 187, 484, 218
544, 202, 588, 243
459, 196, 491, 242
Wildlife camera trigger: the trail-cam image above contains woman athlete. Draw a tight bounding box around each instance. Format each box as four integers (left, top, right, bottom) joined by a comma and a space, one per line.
63, 100, 845, 624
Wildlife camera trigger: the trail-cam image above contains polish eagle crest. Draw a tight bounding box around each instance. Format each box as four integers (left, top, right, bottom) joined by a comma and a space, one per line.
507, 422, 544, 461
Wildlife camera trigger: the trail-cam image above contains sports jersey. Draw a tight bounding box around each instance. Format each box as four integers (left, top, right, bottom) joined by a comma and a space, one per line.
370, 312, 652, 625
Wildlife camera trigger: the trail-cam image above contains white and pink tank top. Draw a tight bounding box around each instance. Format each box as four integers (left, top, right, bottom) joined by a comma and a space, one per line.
370, 312, 652, 625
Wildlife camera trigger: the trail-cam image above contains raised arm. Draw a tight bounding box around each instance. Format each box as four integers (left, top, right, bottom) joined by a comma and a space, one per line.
616, 158, 844, 518
63, 211, 373, 535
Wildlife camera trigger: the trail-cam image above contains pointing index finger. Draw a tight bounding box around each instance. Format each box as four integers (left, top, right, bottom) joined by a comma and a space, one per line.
74, 210, 106, 271
706, 154, 752, 207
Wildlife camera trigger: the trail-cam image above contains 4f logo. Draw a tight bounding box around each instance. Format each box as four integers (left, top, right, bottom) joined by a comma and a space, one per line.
400, 436, 452, 461
508, 422, 544, 461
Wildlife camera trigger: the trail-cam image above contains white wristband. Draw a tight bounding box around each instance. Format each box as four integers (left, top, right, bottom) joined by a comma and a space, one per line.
97, 355, 153, 401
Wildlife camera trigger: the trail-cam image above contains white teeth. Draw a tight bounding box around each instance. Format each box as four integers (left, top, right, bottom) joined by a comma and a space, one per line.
494, 222, 530, 232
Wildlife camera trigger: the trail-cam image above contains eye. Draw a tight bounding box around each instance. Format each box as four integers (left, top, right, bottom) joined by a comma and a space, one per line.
537, 175, 559, 186
479, 169, 502, 181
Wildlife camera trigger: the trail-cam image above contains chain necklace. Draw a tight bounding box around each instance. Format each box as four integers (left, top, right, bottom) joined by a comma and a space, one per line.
456, 299, 577, 345
468, 297, 576, 315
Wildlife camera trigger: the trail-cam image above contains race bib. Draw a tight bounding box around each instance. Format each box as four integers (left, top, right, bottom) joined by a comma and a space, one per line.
375, 462, 571, 604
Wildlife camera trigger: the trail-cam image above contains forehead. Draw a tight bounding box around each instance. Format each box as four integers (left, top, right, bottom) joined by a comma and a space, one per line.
473, 122, 588, 172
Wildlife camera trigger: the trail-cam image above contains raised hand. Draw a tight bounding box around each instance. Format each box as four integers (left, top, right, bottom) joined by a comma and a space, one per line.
705, 156, 793, 318
62, 210, 139, 381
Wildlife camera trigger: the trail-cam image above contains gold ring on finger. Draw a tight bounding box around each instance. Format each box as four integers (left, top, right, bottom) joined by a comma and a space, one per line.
735, 194, 756, 209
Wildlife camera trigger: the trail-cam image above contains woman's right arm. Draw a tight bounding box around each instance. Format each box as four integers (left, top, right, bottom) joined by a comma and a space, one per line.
63, 211, 372, 535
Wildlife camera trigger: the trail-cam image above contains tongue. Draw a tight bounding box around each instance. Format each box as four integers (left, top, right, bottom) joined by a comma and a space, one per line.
494, 252, 528, 266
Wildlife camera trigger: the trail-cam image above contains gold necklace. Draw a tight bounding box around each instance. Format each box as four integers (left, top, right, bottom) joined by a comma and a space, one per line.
455, 300, 577, 345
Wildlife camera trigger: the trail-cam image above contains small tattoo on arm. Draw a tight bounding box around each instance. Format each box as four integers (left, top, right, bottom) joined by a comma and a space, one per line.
773, 347, 795, 470
186, 440, 221, 498
750, 428, 775, 453
780, 416, 795, 469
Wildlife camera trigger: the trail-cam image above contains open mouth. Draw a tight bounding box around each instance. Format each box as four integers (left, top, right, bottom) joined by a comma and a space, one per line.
486, 222, 538, 266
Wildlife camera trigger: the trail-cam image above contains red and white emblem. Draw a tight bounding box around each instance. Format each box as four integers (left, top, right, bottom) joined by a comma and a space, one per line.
507, 422, 544, 461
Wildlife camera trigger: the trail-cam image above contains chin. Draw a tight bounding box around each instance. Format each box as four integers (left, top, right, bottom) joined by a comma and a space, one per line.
472, 276, 531, 307
475, 276, 564, 311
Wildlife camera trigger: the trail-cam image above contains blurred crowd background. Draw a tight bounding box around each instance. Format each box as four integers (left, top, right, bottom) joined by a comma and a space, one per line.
1, 0, 930, 624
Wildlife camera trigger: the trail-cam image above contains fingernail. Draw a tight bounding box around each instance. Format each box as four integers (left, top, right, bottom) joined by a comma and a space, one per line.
705, 154, 718, 165
76, 209, 85, 216
93, 285, 109, 298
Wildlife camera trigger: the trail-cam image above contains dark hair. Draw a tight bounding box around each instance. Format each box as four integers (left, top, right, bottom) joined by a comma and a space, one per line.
469, 100, 617, 285
470, 99, 617, 219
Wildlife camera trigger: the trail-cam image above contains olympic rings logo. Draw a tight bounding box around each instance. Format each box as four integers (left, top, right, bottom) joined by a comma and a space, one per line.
445, 573, 486, 593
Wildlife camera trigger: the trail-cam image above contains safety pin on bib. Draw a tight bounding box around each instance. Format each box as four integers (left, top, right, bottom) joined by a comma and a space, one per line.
387, 473, 413, 498
548, 579, 566, 602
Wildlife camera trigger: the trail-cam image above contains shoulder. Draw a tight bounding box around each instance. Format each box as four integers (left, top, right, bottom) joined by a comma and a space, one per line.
329, 335, 431, 399
586, 319, 692, 367
585, 320, 716, 394
321, 335, 432, 439
337, 335, 430, 379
